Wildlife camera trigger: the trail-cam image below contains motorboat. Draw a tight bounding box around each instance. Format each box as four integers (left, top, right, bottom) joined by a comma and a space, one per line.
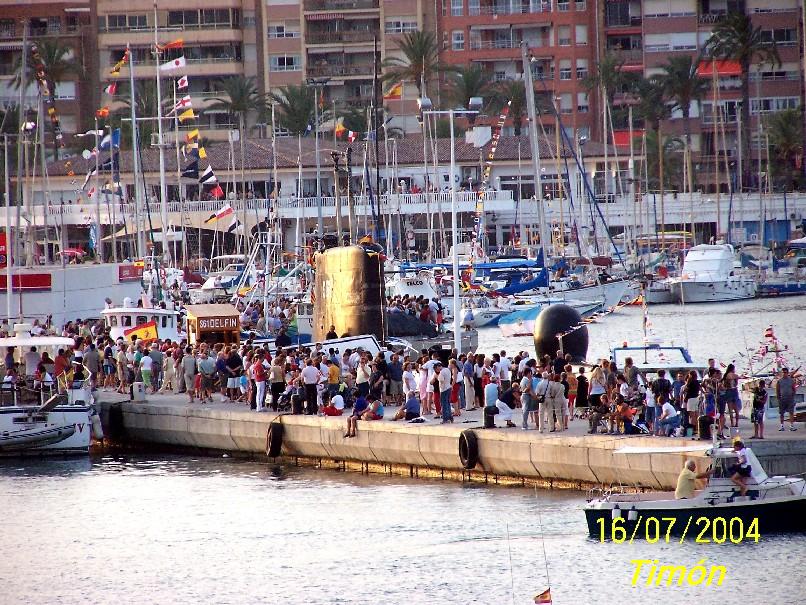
644, 278, 675, 304
584, 443, 806, 536
610, 340, 707, 377
499, 299, 605, 337
669, 244, 757, 303
101, 297, 184, 343
0, 325, 102, 456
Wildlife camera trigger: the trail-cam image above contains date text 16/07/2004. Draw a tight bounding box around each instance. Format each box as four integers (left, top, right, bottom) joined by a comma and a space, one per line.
630, 559, 727, 587
596, 516, 760, 544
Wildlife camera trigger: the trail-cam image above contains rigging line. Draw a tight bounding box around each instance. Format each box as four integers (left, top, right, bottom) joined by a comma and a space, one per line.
534, 485, 552, 591
505, 522, 516, 605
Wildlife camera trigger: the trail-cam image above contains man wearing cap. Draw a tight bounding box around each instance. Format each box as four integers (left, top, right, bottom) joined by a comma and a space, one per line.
776, 368, 798, 432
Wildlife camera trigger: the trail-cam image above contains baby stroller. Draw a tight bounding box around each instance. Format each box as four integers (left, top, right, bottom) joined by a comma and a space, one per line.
276, 385, 300, 413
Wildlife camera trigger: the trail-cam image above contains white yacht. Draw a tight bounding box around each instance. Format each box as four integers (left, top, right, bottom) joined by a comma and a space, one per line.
669, 244, 757, 303
0, 326, 102, 456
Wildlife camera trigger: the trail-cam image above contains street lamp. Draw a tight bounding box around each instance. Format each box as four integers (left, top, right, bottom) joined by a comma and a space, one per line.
418, 96, 482, 354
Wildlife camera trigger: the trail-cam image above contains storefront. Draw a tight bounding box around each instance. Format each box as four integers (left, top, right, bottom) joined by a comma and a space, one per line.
185, 304, 240, 346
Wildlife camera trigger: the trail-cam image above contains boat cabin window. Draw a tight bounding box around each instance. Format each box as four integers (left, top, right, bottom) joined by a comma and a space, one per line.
136, 315, 149, 326
108, 316, 118, 327
299, 303, 313, 316
121, 315, 132, 327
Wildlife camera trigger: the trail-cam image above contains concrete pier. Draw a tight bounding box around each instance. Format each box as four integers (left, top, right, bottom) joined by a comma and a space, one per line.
96, 393, 806, 491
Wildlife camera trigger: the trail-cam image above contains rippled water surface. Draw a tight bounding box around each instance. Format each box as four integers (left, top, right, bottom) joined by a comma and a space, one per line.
2, 455, 803, 604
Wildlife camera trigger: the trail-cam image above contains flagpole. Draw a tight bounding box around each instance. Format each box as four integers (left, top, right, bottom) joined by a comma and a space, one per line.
154, 2, 171, 268
94, 115, 102, 261
128, 43, 145, 259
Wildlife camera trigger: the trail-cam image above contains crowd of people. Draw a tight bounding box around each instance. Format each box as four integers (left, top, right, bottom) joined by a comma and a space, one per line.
2, 318, 800, 443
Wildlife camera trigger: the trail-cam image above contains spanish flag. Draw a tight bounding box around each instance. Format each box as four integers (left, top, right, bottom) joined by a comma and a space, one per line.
178, 108, 195, 123
157, 38, 183, 51
383, 82, 403, 101
534, 589, 552, 604
335, 118, 347, 138
96, 106, 110, 118
123, 320, 159, 343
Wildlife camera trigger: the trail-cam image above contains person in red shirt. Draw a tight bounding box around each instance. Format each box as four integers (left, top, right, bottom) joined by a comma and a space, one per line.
252, 351, 267, 412
53, 349, 69, 378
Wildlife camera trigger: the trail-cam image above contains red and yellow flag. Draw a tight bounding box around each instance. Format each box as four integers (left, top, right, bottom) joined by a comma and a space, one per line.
383, 82, 403, 101
334, 118, 347, 138
123, 320, 159, 343
157, 38, 183, 51
534, 589, 552, 604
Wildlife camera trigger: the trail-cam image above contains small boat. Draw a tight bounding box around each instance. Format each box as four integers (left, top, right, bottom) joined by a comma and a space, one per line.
101, 297, 184, 343
498, 299, 604, 337
584, 443, 806, 536
669, 244, 757, 303
610, 341, 707, 377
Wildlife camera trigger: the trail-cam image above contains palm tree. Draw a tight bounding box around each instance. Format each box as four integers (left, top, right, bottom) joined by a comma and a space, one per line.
491, 79, 526, 135
208, 75, 265, 132
704, 12, 781, 186
657, 55, 709, 148
642, 131, 685, 191
382, 31, 446, 98
445, 65, 494, 110
657, 55, 710, 192
270, 84, 315, 137
765, 108, 803, 190
633, 76, 668, 132
13, 39, 83, 157
582, 52, 631, 107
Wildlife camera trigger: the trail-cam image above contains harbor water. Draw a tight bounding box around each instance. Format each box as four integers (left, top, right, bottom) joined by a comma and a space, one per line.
2, 455, 805, 605
3, 297, 805, 604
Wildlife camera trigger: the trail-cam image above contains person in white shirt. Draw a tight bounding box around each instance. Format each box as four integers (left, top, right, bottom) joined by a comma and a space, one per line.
656, 400, 681, 436
517, 353, 530, 375
402, 362, 417, 399
497, 351, 512, 389
730, 439, 752, 496
23, 347, 41, 377
436, 361, 453, 423
300, 359, 322, 415
421, 354, 440, 415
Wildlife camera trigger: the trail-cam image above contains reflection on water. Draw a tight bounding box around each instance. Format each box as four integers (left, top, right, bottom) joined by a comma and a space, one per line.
2, 455, 802, 604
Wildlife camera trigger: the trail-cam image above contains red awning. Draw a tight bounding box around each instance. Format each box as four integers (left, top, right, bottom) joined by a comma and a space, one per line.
696, 59, 742, 77
306, 12, 343, 20
612, 130, 644, 147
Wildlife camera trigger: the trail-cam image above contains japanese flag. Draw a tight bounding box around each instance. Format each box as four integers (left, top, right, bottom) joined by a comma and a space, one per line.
160, 56, 186, 71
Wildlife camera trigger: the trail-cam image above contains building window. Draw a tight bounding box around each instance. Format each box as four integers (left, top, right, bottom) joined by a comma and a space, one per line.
576, 59, 588, 80
760, 28, 797, 46
577, 92, 588, 113
0, 19, 14, 38
558, 26, 571, 46
494, 71, 507, 81
106, 15, 127, 30
557, 1, 570, 11
452, 30, 465, 51
451, 0, 463, 17
268, 22, 300, 38
575, 24, 588, 45
270, 54, 301, 72
384, 19, 418, 34
559, 60, 571, 80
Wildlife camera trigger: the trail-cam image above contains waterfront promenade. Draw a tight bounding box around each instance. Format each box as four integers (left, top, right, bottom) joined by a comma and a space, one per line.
95, 392, 806, 491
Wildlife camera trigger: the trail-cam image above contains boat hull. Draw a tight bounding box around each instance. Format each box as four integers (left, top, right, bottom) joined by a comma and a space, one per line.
584, 497, 806, 537
757, 282, 806, 297
0, 405, 94, 456
670, 279, 757, 303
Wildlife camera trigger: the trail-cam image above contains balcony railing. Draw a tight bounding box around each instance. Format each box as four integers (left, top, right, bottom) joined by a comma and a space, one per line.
605, 16, 642, 28
306, 30, 378, 44
470, 38, 518, 50
306, 63, 373, 77
609, 48, 643, 63
698, 12, 727, 25
468, 2, 551, 16
304, 0, 379, 11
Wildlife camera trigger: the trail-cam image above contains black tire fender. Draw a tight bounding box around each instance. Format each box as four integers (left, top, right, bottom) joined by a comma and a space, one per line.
459, 429, 479, 470
266, 421, 284, 458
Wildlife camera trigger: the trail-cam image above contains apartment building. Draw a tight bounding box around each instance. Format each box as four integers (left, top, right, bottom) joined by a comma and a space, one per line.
439, 0, 599, 139
262, 0, 432, 132
0, 1, 94, 139
93, 0, 261, 141
603, 0, 804, 192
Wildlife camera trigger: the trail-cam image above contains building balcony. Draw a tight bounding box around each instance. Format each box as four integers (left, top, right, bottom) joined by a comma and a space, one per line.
698, 12, 728, 25
306, 63, 373, 78
470, 39, 519, 50
468, 2, 552, 16
604, 16, 643, 28
304, 0, 379, 11
306, 30, 379, 45
609, 48, 643, 64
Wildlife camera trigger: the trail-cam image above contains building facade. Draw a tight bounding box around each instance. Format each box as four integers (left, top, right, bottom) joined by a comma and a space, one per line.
0, 0, 94, 139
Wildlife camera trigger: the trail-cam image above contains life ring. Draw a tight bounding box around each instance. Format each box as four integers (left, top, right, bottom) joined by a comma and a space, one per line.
266, 421, 284, 458
459, 429, 479, 470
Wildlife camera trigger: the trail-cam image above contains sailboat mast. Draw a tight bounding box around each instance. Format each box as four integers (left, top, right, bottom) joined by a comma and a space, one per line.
521, 41, 548, 262
15, 20, 27, 269
173, 81, 186, 264
153, 2, 171, 265
128, 43, 145, 258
